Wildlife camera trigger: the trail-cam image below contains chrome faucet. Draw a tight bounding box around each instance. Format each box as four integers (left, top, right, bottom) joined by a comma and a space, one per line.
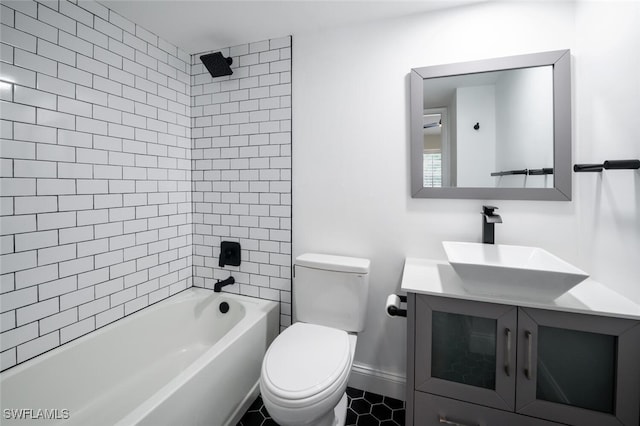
481, 205, 502, 244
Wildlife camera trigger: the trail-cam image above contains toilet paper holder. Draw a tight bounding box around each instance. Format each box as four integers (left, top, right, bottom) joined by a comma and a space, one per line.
386, 294, 407, 318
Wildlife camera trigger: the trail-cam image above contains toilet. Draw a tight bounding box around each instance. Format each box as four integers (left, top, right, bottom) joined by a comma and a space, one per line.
260, 253, 370, 426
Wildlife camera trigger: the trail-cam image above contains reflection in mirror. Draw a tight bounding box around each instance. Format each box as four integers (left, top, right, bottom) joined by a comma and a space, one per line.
422, 109, 448, 187
422, 67, 554, 189
410, 50, 571, 201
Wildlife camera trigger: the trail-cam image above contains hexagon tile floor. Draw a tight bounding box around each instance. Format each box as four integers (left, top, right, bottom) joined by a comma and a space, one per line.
237, 387, 406, 426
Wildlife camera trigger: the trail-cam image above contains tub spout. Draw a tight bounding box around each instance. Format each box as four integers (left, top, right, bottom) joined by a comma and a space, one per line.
214, 276, 235, 292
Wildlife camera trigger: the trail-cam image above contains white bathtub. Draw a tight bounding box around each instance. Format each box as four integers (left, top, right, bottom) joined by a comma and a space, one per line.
0, 288, 279, 426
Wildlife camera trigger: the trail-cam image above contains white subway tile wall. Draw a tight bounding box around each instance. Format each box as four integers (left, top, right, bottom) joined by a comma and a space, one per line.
0, 0, 193, 370
191, 37, 292, 329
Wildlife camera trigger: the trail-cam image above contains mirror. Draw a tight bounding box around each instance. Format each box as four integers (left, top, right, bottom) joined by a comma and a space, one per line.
410, 50, 571, 200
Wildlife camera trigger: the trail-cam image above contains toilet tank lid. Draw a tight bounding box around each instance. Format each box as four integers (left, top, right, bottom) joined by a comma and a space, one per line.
296, 253, 370, 274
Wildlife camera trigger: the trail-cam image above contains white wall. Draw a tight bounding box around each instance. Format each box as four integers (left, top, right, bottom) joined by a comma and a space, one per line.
293, 1, 639, 397
0, 0, 192, 371
0, 1, 293, 374
495, 66, 554, 188
456, 85, 495, 187
190, 37, 292, 329
574, 1, 640, 308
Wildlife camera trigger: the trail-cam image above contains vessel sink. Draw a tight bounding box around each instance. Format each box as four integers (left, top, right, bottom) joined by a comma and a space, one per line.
442, 241, 589, 301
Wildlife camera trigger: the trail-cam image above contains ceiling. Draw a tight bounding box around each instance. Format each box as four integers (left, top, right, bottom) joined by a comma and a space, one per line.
423, 69, 507, 107
99, 0, 483, 55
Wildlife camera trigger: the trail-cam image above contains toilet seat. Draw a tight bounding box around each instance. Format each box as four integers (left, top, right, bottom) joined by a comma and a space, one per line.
261, 322, 352, 407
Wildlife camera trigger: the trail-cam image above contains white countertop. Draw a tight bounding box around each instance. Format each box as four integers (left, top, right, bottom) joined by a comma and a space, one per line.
401, 258, 640, 320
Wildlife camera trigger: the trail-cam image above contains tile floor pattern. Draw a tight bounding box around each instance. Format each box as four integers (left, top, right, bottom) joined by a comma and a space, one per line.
237, 387, 405, 426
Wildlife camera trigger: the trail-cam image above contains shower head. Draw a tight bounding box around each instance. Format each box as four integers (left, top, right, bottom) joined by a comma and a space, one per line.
200, 52, 233, 78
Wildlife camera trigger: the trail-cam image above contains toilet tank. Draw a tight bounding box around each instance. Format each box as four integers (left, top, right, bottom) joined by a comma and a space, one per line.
293, 253, 370, 333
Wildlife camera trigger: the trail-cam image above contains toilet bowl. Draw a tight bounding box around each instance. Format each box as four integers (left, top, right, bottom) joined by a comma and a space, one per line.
259, 253, 370, 426
260, 323, 357, 426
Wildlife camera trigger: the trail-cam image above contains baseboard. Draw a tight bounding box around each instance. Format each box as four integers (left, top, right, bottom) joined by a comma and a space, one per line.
348, 363, 406, 401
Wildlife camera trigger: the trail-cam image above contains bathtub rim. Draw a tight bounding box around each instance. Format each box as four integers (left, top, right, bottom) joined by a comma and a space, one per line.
115, 289, 278, 425
0, 288, 276, 381
1, 288, 279, 426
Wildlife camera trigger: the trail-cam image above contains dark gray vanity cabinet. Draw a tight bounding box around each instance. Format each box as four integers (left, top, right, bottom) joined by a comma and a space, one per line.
413, 295, 517, 412
515, 307, 640, 426
407, 293, 640, 426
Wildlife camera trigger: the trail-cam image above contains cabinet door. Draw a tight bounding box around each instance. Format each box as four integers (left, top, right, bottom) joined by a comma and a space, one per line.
415, 295, 517, 411
516, 307, 640, 426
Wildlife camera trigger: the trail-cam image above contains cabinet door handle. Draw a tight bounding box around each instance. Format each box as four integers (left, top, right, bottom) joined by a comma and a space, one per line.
504, 327, 511, 376
439, 415, 478, 426
524, 330, 533, 379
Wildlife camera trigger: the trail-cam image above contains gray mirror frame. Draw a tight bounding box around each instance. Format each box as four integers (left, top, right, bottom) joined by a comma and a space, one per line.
410, 50, 571, 200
